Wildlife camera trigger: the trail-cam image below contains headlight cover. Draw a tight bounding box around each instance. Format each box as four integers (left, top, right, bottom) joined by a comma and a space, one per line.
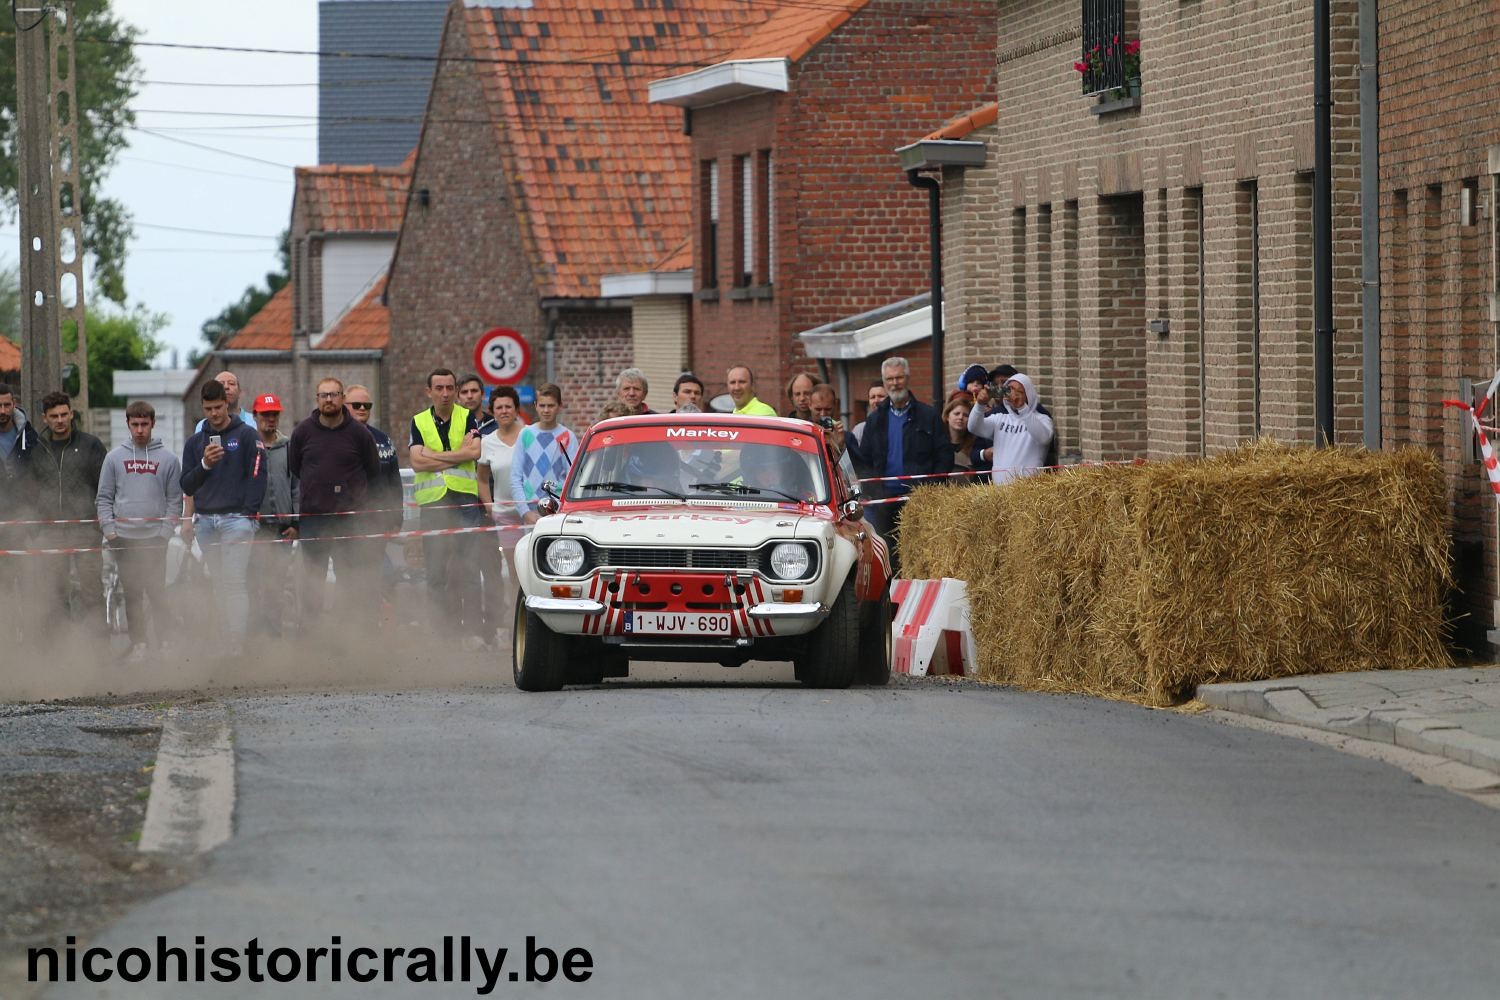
545, 538, 586, 576
769, 542, 811, 580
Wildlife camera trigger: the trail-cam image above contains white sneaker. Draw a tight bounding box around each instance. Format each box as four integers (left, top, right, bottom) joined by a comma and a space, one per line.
125, 643, 148, 665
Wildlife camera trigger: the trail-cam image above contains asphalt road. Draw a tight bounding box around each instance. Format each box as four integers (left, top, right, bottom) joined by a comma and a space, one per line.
36, 666, 1500, 999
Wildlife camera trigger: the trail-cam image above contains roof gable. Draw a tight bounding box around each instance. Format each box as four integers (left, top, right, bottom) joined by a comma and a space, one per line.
0, 336, 19, 373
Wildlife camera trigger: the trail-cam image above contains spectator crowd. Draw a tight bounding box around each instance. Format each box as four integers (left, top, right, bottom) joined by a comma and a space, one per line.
0, 356, 1051, 660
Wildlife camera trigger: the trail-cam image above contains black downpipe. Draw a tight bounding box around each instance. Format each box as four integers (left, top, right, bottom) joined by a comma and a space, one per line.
1314, 0, 1334, 445
907, 171, 943, 404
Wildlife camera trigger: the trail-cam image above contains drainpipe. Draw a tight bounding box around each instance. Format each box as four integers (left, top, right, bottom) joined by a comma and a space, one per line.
1314, 0, 1334, 445
543, 305, 560, 385
906, 170, 943, 404
1359, 0, 1380, 449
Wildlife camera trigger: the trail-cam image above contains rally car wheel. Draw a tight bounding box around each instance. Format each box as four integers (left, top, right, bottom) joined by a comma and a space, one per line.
513, 598, 566, 692
857, 583, 892, 686
795, 575, 859, 689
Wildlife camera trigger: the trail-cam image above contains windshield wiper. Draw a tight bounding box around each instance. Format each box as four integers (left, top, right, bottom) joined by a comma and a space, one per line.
578, 481, 685, 500
690, 481, 805, 505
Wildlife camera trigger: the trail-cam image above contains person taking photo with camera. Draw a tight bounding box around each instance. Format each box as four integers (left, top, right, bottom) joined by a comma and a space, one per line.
969, 372, 1055, 485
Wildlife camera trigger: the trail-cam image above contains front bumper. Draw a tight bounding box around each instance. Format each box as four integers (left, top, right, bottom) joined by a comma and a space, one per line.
524, 569, 828, 640
524, 596, 606, 614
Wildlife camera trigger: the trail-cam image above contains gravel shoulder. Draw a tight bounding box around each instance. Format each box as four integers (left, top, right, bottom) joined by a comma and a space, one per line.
0, 700, 203, 999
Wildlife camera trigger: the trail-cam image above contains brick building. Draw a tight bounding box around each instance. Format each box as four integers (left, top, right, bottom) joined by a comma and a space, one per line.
1379, 0, 1500, 649
649, 0, 995, 419
384, 0, 769, 439
937, 1, 1366, 467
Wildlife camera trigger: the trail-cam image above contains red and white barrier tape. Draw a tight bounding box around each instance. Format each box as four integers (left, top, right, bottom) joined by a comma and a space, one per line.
0, 522, 533, 558
1445, 369, 1500, 500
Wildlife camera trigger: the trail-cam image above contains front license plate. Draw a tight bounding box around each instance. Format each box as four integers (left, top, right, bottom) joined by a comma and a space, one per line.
625, 612, 736, 636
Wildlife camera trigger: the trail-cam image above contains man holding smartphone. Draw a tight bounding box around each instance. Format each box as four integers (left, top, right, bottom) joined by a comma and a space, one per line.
180, 379, 266, 658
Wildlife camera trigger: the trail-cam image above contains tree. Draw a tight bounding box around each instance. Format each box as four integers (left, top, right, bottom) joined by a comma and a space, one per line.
194, 229, 291, 363
61, 300, 166, 407
0, 0, 141, 304
0, 262, 18, 337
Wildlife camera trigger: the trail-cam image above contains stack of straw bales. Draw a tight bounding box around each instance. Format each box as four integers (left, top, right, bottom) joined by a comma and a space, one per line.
899, 442, 1453, 705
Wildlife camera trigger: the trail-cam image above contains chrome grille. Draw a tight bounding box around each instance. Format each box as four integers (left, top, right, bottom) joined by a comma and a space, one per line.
592, 547, 759, 570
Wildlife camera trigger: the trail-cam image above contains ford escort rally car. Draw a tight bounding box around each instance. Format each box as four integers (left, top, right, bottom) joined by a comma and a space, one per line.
511, 413, 892, 690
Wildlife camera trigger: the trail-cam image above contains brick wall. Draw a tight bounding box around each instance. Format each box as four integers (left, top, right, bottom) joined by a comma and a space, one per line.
687, 0, 995, 405
1380, 0, 1500, 650
944, 0, 1365, 467
549, 306, 633, 428
384, 8, 544, 458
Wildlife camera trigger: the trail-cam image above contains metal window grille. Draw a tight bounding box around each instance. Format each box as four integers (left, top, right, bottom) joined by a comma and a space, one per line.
1080, 0, 1126, 96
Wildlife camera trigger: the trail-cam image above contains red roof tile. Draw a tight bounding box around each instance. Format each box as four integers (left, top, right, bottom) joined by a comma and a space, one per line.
0, 336, 19, 373
223, 284, 294, 350
296, 164, 410, 234
459, 0, 771, 299
723, 0, 868, 63
923, 102, 999, 141
317, 277, 388, 351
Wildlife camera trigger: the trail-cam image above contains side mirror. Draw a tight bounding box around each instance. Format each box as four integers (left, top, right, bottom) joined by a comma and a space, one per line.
538, 480, 560, 516
841, 498, 864, 521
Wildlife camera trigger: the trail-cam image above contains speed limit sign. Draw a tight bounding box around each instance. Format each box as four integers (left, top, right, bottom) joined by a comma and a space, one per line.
473, 328, 531, 385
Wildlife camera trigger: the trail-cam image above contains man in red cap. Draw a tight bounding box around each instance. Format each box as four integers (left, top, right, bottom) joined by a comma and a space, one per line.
251, 392, 299, 637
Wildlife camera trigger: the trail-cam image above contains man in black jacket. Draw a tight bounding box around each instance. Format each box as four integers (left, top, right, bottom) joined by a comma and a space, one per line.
181, 379, 267, 657
28, 390, 109, 632
289, 377, 379, 630
0, 382, 42, 641
852, 356, 952, 575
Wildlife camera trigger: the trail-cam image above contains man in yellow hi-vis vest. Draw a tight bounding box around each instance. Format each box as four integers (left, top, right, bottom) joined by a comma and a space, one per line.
409, 367, 483, 644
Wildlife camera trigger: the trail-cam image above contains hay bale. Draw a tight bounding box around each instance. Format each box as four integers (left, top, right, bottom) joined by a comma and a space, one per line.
896, 483, 1003, 581
897, 444, 1454, 705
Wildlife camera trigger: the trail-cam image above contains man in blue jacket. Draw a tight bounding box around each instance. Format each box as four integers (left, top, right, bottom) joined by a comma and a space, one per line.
853, 356, 952, 575
180, 379, 266, 657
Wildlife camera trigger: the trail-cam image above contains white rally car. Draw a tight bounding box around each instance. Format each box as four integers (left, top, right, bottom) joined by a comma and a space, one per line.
511, 413, 892, 690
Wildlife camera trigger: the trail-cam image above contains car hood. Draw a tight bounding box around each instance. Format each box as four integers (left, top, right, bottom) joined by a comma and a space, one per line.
545, 501, 821, 549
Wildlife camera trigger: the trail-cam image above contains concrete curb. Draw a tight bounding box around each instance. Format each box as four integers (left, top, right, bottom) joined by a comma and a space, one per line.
139, 702, 235, 855
1199, 679, 1500, 778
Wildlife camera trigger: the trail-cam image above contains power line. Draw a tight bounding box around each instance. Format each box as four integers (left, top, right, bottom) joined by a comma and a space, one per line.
134, 221, 280, 241
120, 154, 292, 183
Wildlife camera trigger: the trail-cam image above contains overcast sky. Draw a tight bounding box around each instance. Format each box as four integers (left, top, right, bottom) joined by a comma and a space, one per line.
4, 1, 320, 365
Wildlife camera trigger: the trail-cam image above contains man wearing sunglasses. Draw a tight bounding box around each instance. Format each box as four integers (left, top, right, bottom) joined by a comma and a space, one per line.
345, 384, 404, 593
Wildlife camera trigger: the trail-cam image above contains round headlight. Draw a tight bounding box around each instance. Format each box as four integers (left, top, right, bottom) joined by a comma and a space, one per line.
545, 538, 586, 576
769, 542, 810, 580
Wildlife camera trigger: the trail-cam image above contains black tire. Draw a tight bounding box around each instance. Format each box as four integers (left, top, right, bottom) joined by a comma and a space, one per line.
857, 583, 892, 686
795, 575, 859, 689
512, 597, 567, 692
568, 648, 627, 686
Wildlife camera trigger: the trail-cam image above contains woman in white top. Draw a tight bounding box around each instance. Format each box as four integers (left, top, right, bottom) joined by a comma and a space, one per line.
477, 386, 525, 633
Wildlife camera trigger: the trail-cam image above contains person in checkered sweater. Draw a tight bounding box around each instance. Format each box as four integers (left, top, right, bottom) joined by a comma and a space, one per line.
511, 382, 577, 524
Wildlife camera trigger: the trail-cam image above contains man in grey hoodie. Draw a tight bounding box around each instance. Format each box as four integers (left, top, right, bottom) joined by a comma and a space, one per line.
97, 401, 183, 662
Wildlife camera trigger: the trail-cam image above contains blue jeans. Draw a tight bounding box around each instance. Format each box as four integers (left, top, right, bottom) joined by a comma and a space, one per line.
196, 513, 255, 649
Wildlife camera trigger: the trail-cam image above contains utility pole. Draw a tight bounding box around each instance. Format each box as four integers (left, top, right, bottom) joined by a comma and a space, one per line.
15, 1, 88, 417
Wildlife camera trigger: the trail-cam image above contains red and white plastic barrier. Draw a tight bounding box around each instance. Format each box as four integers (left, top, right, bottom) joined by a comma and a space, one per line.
889, 578, 976, 678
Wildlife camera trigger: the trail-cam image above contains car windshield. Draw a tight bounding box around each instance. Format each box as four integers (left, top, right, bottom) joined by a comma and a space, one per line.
567, 423, 829, 504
